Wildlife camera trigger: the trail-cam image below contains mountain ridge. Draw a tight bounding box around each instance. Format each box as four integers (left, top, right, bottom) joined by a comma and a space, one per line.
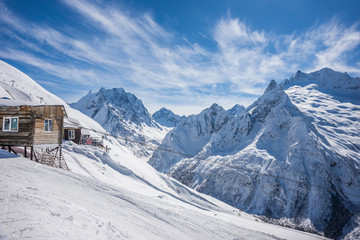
152, 107, 183, 128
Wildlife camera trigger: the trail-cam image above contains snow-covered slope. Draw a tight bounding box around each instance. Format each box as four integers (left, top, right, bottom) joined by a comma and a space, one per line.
71, 88, 168, 156
152, 107, 182, 128
149, 73, 360, 239
0, 149, 328, 240
281, 68, 360, 164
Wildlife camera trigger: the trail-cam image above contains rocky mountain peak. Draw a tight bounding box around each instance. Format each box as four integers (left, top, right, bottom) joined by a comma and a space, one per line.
70, 87, 165, 145
152, 107, 182, 128
281, 68, 360, 100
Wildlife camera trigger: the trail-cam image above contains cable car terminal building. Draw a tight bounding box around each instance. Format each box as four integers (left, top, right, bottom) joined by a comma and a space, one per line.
0, 100, 68, 168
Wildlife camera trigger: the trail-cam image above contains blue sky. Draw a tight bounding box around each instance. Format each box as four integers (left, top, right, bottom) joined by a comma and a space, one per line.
0, 0, 359, 115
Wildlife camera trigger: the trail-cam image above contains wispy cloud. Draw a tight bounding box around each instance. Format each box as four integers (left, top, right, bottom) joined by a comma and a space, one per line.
0, 0, 359, 115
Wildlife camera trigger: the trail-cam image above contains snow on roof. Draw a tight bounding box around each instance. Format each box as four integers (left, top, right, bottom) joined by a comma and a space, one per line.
81, 129, 90, 135
64, 117, 82, 128
0, 99, 67, 117
0, 99, 65, 108
0, 99, 43, 106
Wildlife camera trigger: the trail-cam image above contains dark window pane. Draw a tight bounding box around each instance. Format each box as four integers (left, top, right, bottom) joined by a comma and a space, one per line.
45, 119, 53, 132
4, 118, 10, 131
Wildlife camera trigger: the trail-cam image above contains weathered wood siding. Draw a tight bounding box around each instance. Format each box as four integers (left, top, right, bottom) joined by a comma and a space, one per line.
0, 106, 35, 146
33, 106, 65, 145
0, 105, 66, 146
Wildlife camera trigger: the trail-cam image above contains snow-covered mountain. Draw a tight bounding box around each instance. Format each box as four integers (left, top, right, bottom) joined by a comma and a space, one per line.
71, 88, 168, 156
149, 103, 230, 173
149, 69, 360, 239
0, 60, 327, 240
281, 68, 360, 100
282, 68, 360, 165
227, 104, 245, 116
152, 107, 182, 128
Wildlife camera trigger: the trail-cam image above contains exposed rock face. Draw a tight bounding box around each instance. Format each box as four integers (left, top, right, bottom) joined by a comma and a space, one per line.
152, 107, 182, 128
227, 104, 245, 117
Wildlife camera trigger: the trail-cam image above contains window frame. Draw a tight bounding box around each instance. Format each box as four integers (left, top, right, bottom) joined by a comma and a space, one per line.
2, 117, 19, 132
44, 119, 53, 132
68, 129, 75, 139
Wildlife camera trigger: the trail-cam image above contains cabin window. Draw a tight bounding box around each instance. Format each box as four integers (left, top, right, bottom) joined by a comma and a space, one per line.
68, 130, 75, 139
44, 119, 53, 132
3, 117, 18, 132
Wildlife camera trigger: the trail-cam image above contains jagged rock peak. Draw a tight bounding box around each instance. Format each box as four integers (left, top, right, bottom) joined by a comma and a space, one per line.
281, 68, 360, 99
97, 87, 140, 105
152, 107, 182, 128
205, 103, 224, 112
227, 104, 245, 116
293, 68, 350, 80
252, 79, 286, 105
71, 87, 160, 137
265, 79, 279, 92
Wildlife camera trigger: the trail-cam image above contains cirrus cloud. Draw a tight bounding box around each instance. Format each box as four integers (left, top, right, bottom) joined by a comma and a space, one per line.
0, 0, 359, 115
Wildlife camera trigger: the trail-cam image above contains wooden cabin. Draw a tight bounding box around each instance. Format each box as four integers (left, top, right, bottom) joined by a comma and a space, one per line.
0, 105, 67, 147
63, 117, 82, 144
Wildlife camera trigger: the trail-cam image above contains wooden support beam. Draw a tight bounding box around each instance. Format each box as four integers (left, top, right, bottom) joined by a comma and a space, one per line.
33, 148, 38, 162
31, 146, 33, 161
8, 146, 17, 155
24, 146, 27, 158
59, 145, 62, 160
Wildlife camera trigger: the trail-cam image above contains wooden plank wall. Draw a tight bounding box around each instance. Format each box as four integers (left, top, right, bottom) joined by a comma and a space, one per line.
33, 105, 65, 145
0, 106, 34, 146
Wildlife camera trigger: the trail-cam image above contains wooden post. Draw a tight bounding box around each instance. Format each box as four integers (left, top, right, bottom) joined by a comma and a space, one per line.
30, 146, 33, 161
8, 146, 17, 155
59, 145, 62, 161
24, 146, 27, 158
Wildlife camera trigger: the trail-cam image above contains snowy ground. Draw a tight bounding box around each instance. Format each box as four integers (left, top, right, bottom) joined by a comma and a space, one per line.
0, 146, 328, 240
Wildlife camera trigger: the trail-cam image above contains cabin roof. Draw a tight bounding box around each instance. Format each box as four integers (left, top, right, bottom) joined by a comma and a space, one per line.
64, 117, 82, 128
0, 99, 47, 106
0, 99, 67, 117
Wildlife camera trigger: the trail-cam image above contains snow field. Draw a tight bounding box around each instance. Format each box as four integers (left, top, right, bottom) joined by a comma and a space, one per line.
0, 148, 328, 240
